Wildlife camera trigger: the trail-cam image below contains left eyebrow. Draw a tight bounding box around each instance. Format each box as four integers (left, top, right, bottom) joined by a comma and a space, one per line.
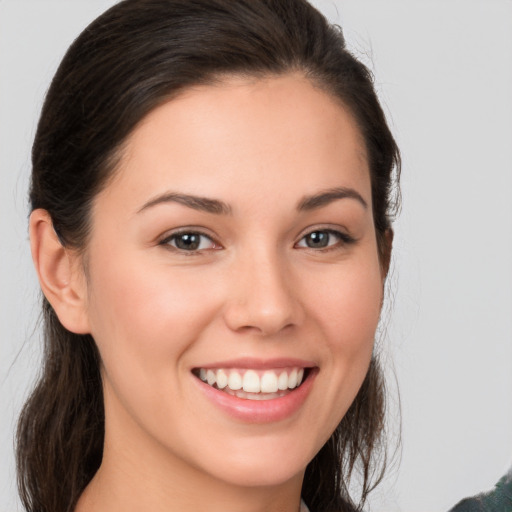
297, 186, 368, 211
137, 192, 232, 215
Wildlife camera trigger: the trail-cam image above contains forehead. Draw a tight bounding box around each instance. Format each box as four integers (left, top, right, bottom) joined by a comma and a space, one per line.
99, 73, 370, 214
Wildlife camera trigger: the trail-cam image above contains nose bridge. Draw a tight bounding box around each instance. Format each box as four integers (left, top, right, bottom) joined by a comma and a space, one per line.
223, 241, 300, 335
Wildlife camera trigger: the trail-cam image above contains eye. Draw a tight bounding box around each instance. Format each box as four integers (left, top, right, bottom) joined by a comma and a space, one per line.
296, 229, 352, 250
160, 231, 219, 252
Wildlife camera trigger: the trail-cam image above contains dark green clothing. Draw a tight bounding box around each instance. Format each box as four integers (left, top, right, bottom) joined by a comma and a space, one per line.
449, 470, 512, 512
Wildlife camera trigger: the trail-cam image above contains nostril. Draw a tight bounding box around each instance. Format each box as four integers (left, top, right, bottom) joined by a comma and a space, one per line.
223, 304, 299, 336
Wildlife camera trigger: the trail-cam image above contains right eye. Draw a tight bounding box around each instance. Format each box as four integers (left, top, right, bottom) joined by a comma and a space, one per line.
160, 231, 219, 252
295, 228, 354, 251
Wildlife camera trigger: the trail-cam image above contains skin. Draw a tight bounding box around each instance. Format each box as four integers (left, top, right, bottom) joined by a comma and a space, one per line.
30, 73, 388, 512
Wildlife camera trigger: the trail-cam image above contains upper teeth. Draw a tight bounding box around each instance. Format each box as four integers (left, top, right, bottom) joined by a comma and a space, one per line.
198, 367, 305, 393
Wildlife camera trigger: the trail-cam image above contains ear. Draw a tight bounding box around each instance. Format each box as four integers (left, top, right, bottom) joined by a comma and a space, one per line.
29, 209, 90, 334
380, 228, 394, 280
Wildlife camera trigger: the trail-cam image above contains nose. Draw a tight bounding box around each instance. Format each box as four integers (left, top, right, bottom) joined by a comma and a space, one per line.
222, 250, 303, 336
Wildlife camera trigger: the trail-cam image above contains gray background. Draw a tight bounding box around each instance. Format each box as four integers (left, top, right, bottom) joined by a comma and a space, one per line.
1, 1, 511, 511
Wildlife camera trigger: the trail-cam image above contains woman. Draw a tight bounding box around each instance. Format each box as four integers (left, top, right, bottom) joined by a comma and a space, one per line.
16, 1, 400, 511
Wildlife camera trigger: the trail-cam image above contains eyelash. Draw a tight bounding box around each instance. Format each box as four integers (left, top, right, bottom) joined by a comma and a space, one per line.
159, 230, 220, 253
159, 228, 355, 254
295, 228, 355, 252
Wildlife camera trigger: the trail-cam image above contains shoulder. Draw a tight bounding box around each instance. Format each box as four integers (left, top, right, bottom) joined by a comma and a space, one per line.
448, 469, 512, 512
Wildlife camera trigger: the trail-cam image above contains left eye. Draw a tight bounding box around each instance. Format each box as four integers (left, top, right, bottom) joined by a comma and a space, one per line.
162, 232, 217, 251
296, 230, 345, 249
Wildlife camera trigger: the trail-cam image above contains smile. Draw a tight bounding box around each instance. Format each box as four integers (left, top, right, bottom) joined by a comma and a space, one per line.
195, 367, 306, 400
192, 359, 317, 422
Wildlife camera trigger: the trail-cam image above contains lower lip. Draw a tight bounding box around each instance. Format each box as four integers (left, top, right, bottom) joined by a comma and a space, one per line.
194, 369, 317, 423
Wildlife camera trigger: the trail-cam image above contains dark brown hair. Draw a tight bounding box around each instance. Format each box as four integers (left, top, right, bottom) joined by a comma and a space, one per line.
17, 1, 400, 511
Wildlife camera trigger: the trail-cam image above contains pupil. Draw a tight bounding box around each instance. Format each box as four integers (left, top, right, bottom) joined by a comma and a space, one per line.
307, 231, 328, 248
176, 233, 200, 250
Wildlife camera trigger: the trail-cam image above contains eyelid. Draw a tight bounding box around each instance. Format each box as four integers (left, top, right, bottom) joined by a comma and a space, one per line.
158, 227, 222, 252
294, 226, 356, 250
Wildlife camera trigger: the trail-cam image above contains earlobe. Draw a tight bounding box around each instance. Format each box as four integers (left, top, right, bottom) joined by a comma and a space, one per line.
29, 209, 90, 334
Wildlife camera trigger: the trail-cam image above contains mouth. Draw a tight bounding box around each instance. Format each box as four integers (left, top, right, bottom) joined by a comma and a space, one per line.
192, 367, 311, 401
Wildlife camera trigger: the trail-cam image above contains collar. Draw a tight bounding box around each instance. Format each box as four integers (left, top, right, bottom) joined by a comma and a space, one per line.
300, 499, 310, 512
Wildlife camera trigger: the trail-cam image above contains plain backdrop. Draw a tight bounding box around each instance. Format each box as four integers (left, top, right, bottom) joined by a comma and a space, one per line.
1, 1, 511, 511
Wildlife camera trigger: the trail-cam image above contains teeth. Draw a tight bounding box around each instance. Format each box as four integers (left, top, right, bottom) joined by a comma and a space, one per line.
228, 371, 242, 391
288, 368, 298, 388
206, 369, 216, 386
243, 370, 260, 393
197, 367, 307, 394
216, 369, 228, 389
260, 371, 278, 393
277, 371, 288, 390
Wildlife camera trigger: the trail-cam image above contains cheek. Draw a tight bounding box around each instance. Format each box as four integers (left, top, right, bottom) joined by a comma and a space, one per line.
308, 255, 383, 352
83, 251, 233, 453
302, 252, 383, 424
84, 250, 221, 388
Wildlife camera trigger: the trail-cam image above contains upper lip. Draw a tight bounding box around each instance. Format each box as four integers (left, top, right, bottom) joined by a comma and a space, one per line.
192, 357, 317, 370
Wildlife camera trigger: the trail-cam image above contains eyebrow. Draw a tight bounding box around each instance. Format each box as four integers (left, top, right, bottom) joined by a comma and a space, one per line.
137, 186, 367, 215
297, 187, 368, 211
137, 192, 232, 215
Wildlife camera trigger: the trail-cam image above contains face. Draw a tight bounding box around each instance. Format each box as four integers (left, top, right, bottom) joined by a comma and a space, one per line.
81, 74, 385, 490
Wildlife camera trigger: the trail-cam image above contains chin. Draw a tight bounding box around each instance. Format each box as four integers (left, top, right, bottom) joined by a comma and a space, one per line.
195, 435, 315, 488
212, 461, 304, 488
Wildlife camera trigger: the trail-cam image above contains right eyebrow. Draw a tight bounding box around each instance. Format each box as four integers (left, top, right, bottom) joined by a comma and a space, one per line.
137, 192, 232, 215
297, 186, 368, 211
